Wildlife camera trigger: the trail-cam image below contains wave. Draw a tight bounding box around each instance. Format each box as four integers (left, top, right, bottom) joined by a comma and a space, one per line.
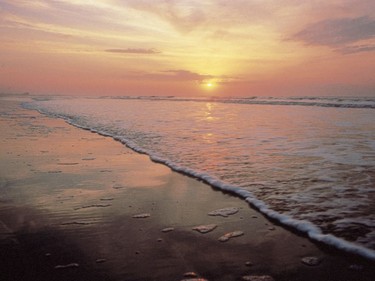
99, 95, 375, 109
22, 101, 375, 261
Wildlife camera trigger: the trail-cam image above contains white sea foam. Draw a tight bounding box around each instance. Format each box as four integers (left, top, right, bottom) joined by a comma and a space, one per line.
22, 96, 375, 261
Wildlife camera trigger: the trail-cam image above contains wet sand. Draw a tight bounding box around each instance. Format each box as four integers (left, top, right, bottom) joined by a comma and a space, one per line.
0, 98, 374, 281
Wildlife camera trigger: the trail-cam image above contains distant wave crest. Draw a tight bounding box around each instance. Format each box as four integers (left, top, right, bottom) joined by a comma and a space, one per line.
100, 95, 375, 109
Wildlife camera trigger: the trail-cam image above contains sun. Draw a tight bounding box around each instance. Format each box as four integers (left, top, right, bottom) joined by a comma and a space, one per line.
205, 81, 216, 89
202, 81, 216, 91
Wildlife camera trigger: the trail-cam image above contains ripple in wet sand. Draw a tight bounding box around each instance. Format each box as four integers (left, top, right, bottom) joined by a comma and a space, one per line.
161, 227, 174, 233
301, 256, 322, 266
192, 224, 218, 234
74, 204, 111, 210
208, 207, 239, 217
242, 275, 275, 281
54, 263, 79, 269
133, 213, 151, 218
218, 231, 244, 242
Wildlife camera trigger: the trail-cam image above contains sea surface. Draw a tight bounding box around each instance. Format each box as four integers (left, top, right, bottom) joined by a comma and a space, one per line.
25, 96, 375, 259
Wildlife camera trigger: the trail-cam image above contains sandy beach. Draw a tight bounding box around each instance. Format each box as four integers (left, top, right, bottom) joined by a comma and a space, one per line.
0, 97, 374, 281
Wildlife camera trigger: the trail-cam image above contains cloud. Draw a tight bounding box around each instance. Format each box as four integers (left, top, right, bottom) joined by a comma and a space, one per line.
124, 69, 240, 84
159, 70, 241, 84
335, 44, 375, 54
138, 69, 213, 83
292, 16, 375, 46
105, 48, 161, 54
120, 0, 208, 34
125, 69, 239, 84
163, 70, 212, 81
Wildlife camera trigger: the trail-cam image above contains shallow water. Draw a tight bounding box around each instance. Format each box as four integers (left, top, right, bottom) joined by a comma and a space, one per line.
25, 96, 375, 257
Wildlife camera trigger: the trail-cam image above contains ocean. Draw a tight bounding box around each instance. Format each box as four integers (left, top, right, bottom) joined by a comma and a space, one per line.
24, 95, 375, 260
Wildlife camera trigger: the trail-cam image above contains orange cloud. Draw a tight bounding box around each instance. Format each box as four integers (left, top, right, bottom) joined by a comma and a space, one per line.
105, 48, 161, 54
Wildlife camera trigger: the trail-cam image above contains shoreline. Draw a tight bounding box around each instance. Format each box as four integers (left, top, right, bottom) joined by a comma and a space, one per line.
1, 98, 374, 281
27, 99, 375, 262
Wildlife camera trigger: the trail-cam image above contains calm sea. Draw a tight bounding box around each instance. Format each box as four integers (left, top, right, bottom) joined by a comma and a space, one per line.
25, 96, 375, 259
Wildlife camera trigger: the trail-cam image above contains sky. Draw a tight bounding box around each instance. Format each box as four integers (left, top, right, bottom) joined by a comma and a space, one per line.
0, 0, 374, 97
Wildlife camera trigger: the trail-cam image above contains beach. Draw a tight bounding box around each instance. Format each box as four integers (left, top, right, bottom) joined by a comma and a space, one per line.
0, 97, 374, 281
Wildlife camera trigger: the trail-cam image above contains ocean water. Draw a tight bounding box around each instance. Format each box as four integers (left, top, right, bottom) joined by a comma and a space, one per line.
25, 96, 375, 260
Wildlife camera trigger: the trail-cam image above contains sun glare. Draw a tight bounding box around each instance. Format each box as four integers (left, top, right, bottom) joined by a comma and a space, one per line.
202, 81, 217, 93
204, 81, 216, 90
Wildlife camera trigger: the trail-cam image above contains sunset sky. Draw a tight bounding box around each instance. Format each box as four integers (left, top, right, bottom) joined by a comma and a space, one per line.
0, 0, 374, 97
